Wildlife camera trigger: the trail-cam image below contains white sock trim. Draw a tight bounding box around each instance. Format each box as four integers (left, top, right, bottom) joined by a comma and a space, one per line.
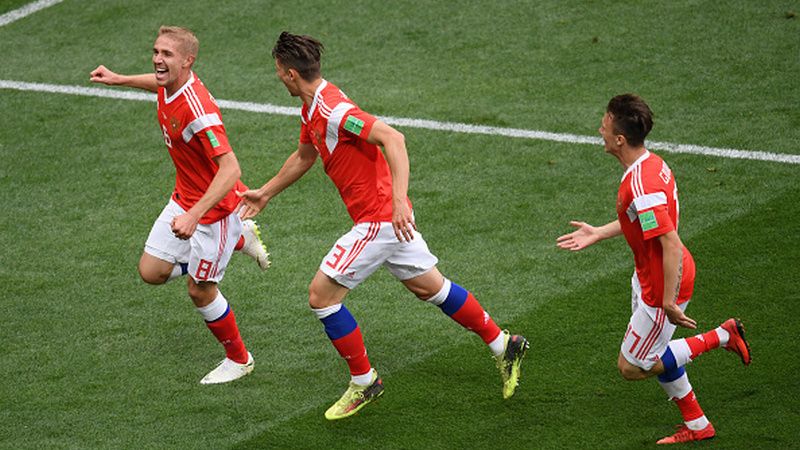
312, 303, 342, 320
489, 331, 506, 357
715, 326, 730, 347
351, 368, 374, 386
668, 339, 693, 367
685, 415, 709, 431
658, 372, 692, 400
167, 264, 185, 282
427, 278, 451, 306
196, 292, 228, 322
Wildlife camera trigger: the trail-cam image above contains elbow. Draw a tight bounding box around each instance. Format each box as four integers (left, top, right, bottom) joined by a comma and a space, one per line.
391, 129, 406, 147
224, 163, 241, 182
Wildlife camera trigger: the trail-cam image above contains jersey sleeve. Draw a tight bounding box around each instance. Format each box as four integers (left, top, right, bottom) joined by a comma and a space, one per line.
195, 124, 233, 158
299, 116, 312, 144
340, 106, 377, 140
179, 98, 233, 158
633, 181, 674, 240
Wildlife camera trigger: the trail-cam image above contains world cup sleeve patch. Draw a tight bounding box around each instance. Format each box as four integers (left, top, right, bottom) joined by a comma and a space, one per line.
638, 210, 659, 232
205, 130, 221, 148
343, 115, 364, 135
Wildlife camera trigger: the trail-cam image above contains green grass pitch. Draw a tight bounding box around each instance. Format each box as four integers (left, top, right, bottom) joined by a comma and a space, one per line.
1, 1, 798, 448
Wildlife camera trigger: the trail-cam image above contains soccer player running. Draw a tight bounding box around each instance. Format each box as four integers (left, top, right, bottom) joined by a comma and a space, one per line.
556, 94, 751, 444
89, 26, 270, 384
237, 32, 529, 420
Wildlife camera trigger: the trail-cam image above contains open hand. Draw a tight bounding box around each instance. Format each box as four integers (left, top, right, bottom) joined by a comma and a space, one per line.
556, 221, 600, 251
236, 189, 268, 220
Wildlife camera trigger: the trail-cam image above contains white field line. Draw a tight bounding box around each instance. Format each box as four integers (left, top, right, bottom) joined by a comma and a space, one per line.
2, 79, 799, 165
0, 0, 63, 27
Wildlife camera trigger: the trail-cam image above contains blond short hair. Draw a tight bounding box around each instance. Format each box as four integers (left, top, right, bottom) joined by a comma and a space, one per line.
157, 26, 199, 57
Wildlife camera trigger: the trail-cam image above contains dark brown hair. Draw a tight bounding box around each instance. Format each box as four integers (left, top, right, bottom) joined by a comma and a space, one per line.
606, 94, 653, 147
271, 31, 324, 81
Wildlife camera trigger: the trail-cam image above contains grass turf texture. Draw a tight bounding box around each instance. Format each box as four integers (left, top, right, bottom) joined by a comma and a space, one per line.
1, 0, 798, 448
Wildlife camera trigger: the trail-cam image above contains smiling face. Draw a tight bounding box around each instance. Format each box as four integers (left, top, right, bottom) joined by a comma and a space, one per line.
152, 34, 194, 95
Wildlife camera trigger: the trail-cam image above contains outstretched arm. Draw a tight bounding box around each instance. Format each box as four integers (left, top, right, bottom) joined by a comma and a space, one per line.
556, 219, 622, 251
90, 65, 158, 93
237, 142, 318, 219
367, 120, 415, 242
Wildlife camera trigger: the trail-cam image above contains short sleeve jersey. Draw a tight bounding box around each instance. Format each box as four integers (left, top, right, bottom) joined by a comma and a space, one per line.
299, 80, 411, 224
617, 151, 696, 307
157, 73, 246, 224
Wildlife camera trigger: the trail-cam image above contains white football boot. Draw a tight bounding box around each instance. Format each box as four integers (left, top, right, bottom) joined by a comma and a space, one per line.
240, 220, 271, 270
200, 352, 254, 384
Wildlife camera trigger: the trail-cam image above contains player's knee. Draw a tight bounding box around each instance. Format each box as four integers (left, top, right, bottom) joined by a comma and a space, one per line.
409, 285, 435, 301
138, 265, 168, 285
307, 284, 339, 309
187, 282, 203, 301
617, 359, 645, 381
308, 287, 326, 309
187, 281, 217, 305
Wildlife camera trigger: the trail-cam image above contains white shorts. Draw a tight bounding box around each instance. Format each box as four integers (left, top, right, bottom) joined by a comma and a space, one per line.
144, 199, 242, 283
320, 221, 439, 289
620, 272, 689, 370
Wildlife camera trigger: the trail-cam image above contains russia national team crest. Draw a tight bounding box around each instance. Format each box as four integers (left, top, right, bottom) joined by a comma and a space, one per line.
169, 116, 180, 133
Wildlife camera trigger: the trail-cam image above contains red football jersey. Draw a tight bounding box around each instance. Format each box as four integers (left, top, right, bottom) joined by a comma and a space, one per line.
299, 80, 411, 223
616, 151, 695, 307
157, 73, 245, 224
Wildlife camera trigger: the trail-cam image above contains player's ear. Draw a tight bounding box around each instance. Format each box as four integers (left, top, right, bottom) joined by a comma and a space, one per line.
184, 53, 196, 68
616, 134, 626, 147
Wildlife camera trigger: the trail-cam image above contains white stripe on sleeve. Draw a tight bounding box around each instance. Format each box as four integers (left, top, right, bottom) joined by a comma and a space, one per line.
181, 113, 223, 142
326, 102, 354, 154
633, 192, 668, 212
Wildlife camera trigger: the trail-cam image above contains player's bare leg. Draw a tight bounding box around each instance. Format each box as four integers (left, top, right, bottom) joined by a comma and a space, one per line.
406, 267, 530, 399
138, 252, 183, 284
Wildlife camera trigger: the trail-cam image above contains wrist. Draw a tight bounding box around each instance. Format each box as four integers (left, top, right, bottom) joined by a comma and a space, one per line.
185, 209, 201, 222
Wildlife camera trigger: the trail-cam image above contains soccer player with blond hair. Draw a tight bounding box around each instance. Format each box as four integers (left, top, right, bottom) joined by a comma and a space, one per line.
90, 26, 269, 384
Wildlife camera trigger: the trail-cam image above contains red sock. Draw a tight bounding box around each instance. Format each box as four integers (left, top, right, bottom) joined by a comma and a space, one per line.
206, 309, 249, 364
450, 293, 502, 344
331, 326, 371, 376
674, 390, 706, 422
234, 235, 245, 251
684, 329, 721, 359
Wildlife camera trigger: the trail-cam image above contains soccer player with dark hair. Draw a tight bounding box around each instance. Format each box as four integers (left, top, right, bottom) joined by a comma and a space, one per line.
237, 31, 529, 420
557, 94, 751, 444
90, 26, 270, 384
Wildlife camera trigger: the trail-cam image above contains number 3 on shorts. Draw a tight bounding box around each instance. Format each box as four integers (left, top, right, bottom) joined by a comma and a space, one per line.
325, 245, 347, 271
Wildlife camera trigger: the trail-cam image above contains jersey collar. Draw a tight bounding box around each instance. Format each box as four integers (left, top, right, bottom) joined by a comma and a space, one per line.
620, 150, 651, 182
165, 72, 195, 105
306, 79, 328, 121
